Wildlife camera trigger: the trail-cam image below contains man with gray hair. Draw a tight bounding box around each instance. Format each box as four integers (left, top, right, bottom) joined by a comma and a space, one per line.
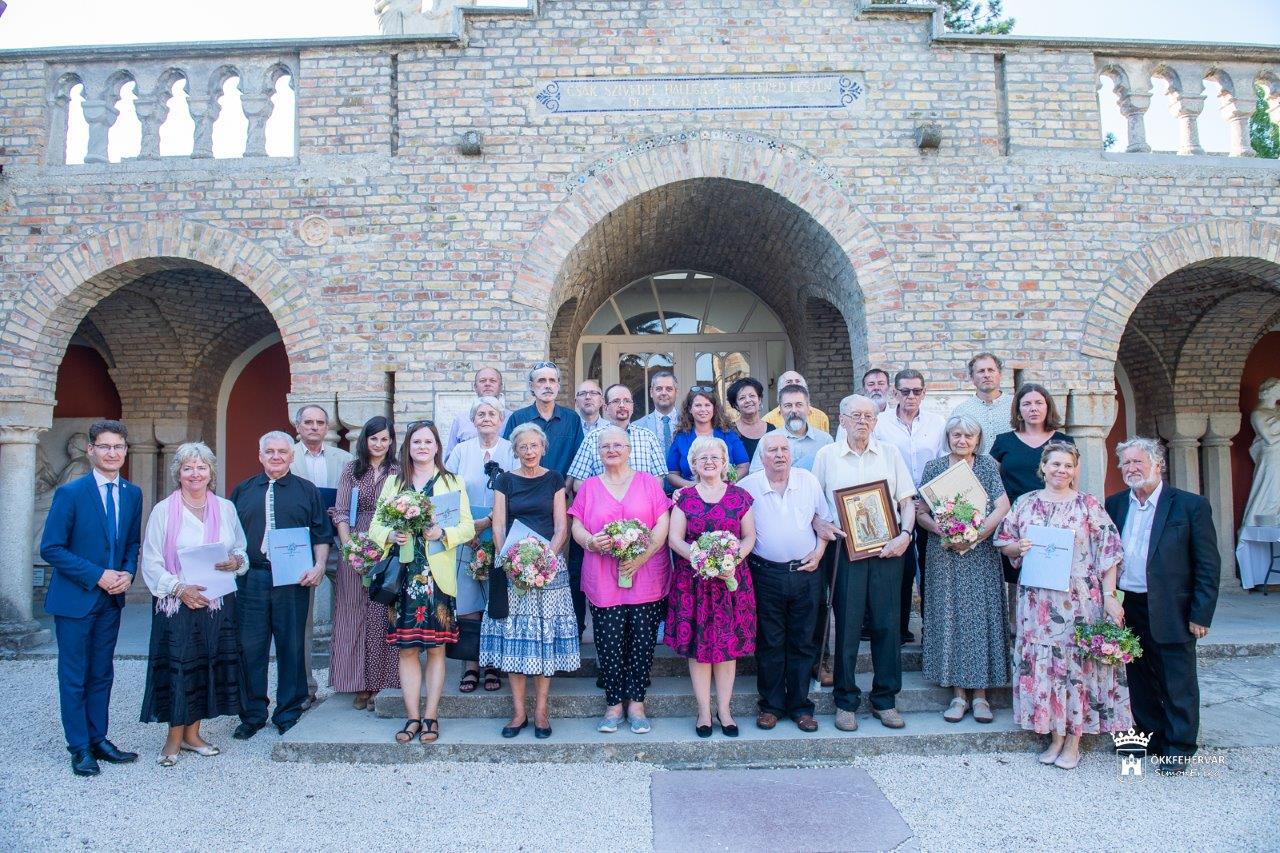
229, 431, 330, 739
445, 366, 510, 455
749, 383, 831, 473
289, 404, 352, 708
812, 394, 917, 731
1105, 436, 1219, 774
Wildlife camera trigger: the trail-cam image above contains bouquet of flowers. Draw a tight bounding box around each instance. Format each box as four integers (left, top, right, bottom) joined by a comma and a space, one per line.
932, 494, 985, 551
689, 530, 742, 592
468, 539, 495, 582
341, 532, 385, 584
375, 490, 433, 562
602, 519, 651, 589
1074, 620, 1144, 667
502, 536, 558, 594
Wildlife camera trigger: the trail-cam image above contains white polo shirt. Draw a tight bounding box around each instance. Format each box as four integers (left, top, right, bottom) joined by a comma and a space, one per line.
811, 437, 916, 525
739, 468, 832, 563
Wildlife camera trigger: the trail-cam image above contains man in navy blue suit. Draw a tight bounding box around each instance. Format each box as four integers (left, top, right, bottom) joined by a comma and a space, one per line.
40, 419, 142, 776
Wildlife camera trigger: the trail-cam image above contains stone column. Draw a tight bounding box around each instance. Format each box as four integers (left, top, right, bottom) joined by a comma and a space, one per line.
80, 94, 119, 165
154, 419, 195, 496
0, 402, 54, 650
1218, 91, 1258, 158
128, 419, 160, 520
133, 91, 167, 161
336, 392, 393, 445
1116, 91, 1152, 153
1201, 412, 1241, 590
1157, 412, 1208, 494
1066, 389, 1117, 498
1167, 86, 1206, 156
242, 91, 275, 158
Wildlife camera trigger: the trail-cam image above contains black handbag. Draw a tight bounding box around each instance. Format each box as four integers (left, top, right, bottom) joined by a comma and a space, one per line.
446, 618, 481, 661
367, 551, 405, 606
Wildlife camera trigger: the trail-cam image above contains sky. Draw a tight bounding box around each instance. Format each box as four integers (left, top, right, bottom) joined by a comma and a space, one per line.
2, 0, 1275, 159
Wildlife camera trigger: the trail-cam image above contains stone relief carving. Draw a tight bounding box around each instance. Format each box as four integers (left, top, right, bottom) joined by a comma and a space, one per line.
1241, 377, 1280, 528
32, 421, 96, 567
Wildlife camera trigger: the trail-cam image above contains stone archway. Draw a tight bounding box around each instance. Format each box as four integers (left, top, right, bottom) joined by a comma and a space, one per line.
515, 130, 903, 374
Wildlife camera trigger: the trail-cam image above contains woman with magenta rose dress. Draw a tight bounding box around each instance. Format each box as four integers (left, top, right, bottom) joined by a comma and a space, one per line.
996, 440, 1132, 770
665, 435, 757, 738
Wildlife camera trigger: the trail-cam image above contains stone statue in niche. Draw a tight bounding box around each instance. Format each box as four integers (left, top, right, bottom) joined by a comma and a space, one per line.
374, 0, 461, 35
1241, 377, 1280, 529
32, 422, 96, 566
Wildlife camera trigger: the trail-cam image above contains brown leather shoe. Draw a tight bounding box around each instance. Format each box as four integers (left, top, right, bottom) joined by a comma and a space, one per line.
795, 715, 819, 732
871, 707, 906, 729
818, 660, 834, 688
756, 712, 779, 730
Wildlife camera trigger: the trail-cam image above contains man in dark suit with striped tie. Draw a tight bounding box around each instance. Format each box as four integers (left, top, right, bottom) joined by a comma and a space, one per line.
40, 419, 142, 776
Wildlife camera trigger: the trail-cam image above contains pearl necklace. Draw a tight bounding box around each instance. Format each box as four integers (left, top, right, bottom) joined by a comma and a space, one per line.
181, 493, 208, 511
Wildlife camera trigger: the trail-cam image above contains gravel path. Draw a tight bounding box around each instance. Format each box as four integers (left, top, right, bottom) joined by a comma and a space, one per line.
1, 656, 1276, 851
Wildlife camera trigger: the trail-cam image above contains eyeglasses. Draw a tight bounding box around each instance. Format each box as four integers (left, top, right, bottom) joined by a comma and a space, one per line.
606, 397, 632, 406
896, 388, 924, 396
92, 443, 127, 453
841, 413, 875, 422
575, 389, 602, 398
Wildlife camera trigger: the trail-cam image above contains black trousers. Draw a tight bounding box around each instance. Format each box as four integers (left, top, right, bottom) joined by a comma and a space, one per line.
237, 567, 312, 728
751, 557, 822, 718
899, 528, 926, 638
567, 539, 587, 636
1124, 592, 1201, 758
590, 601, 665, 705
832, 553, 903, 712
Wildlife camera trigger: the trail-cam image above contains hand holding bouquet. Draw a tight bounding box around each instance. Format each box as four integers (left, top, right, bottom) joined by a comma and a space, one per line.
932, 494, 985, 553
502, 536, 558, 594
601, 519, 651, 589
1074, 621, 1143, 666
340, 532, 385, 585
468, 539, 494, 582
375, 490, 433, 562
689, 530, 742, 592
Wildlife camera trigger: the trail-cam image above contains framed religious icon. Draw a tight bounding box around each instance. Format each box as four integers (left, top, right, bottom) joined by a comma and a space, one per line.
833, 480, 901, 561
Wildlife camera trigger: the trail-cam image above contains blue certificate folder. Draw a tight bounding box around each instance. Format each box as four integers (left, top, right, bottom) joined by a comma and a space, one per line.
427, 492, 462, 556
268, 527, 313, 586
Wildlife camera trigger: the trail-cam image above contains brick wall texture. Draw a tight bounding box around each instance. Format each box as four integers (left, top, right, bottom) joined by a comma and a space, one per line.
1, 0, 1278, 445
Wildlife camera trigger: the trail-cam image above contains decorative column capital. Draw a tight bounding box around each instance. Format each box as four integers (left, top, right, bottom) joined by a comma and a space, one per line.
1203, 411, 1242, 445
1157, 411, 1209, 444
0, 426, 45, 446
1065, 389, 1117, 434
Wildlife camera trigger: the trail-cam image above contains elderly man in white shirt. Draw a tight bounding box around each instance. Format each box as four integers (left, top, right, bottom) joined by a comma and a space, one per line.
812, 394, 917, 732
741, 432, 831, 733
289, 404, 353, 708
872, 368, 945, 644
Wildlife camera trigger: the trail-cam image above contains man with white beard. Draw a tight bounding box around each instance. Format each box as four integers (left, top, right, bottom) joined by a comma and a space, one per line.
750, 384, 831, 472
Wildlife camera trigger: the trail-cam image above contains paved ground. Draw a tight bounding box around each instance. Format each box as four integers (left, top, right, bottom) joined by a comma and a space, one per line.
1, 653, 1277, 851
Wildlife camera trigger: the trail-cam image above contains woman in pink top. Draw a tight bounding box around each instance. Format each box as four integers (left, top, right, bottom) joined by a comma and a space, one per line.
569, 426, 672, 735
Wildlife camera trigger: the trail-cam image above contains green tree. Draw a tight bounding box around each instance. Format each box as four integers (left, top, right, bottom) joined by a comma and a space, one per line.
942, 0, 1015, 34
1251, 85, 1280, 159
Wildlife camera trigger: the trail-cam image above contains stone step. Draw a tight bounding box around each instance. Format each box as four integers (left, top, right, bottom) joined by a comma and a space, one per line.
275, 694, 1088, 767
372, 670, 1009, 718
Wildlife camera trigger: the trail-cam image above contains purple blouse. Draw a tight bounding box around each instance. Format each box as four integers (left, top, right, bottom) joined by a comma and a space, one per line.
568, 472, 673, 608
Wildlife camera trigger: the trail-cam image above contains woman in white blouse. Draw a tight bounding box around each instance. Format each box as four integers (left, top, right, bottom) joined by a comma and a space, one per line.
140, 442, 248, 766
444, 396, 516, 693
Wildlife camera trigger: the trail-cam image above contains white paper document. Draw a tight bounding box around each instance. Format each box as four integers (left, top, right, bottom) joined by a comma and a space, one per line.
268, 527, 313, 587
1019, 524, 1074, 591
503, 519, 550, 553
178, 542, 238, 599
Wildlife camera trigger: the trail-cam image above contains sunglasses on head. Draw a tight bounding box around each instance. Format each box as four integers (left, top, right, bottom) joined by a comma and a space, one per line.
406, 420, 435, 431
531, 361, 557, 371
690, 384, 716, 395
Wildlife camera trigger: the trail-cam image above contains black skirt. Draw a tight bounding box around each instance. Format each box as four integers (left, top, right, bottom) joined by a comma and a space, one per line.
140, 595, 242, 727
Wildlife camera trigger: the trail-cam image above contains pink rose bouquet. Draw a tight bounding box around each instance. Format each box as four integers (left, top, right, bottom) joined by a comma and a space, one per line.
375, 490, 433, 562
602, 518, 651, 589
932, 494, 985, 551
340, 532, 385, 585
689, 530, 742, 592
502, 536, 558, 594
468, 539, 494, 582
1074, 621, 1143, 666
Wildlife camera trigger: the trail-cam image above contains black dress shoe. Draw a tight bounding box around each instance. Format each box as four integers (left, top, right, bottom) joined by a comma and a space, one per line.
721, 723, 739, 738
91, 740, 138, 764
233, 722, 264, 740
276, 720, 298, 735
695, 724, 713, 738
534, 725, 553, 739
70, 748, 100, 777
501, 720, 528, 738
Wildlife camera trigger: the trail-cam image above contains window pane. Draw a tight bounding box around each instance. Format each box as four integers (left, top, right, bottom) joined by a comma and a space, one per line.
703, 290, 752, 334
653, 277, 704, 333
582, 343, 602, 386
766, 339, 788, 409
612, 282, 659, 334
694, 350, 751, 407
619, 351, 673, 417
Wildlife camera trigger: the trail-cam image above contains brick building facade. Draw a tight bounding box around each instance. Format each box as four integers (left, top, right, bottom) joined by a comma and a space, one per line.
1, 0, 1278, 646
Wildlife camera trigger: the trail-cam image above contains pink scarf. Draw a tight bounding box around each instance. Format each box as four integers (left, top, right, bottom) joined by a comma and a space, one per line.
159, 490, 223, 616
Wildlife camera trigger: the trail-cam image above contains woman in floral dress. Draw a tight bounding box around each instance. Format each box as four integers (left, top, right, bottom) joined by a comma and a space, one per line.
665, 435, 757, 738
996, 440, 1132, 769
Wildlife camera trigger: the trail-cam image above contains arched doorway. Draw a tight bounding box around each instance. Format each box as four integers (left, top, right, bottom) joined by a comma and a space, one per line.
576, 271, 793, 414
548, 176, 865, 417
1113, 255, 1280, 587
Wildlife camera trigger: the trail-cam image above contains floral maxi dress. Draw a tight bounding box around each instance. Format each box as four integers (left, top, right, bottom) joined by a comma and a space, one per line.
996, 491, 1133, 736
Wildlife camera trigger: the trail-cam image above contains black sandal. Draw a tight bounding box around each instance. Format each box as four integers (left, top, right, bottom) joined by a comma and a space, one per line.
394, 719, 422, 744
458, 668, 480, 693
483, 667, 502, 692
419, 718, 439, 743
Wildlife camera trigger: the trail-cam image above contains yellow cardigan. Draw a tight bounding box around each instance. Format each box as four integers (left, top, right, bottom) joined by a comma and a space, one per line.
368, 473, 475, 598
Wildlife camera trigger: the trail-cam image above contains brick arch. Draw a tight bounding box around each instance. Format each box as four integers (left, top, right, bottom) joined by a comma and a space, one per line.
1080, 218, 1280, 386
1174, 293, 1280, 411
516, 130, 901, 365
0, 218, 328, 404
